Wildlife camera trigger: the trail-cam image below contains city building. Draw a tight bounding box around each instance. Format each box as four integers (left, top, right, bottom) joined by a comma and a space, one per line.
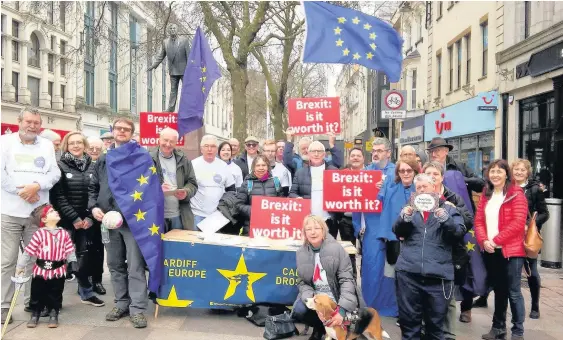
204, 68, 232, 142
496, 2, 563, 198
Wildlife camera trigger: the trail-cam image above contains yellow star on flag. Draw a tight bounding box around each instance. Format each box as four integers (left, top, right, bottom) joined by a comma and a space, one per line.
466, 241, 476, 252
200, 76, 207, 82
370, 43, 377, 51
352, 52, 361, 60
201, 66, 207, 73
469, 230, 475, 237
366, 52, 374, 60
202, 86, 206, 93
337, 17, 346, 24
149, 165, 157, 175
363, 23, 372, 30
217, 254, 267, 302
130, 190, 143, 202
352, 17, 360, 24
136, 174, 149, 186
134, 209, 147, 221
149, 223, 160, 236
342, 48, 350, 56
370, 32, 377, 40
334, 26, 342, 35
335, 38, 344, 47
156, 285, 193, 307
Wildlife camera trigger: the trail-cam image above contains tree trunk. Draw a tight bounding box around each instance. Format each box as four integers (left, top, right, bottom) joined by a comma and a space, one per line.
230, 67, 249, 141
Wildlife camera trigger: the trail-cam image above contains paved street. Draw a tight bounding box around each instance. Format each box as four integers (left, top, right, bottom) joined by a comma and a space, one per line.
3, 262, 563, 340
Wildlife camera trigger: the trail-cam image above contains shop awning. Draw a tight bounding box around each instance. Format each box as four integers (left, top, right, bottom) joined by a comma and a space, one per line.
528, 41, 563, 77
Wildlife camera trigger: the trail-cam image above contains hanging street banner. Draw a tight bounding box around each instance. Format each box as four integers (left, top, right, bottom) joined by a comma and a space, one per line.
249, 196, 311, 240
287, 97, 341, 135
381, 90, 407, 119
323, 170, 383, 212
156, 240, 299, 308
139, 112, 185, 146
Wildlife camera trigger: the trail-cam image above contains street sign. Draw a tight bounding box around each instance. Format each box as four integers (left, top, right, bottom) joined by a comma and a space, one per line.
381, 90, 407, 119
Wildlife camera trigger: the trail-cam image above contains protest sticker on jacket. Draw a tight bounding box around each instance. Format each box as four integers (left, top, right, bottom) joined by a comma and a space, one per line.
250, 196, 311, 240
323, 170, 383, 212
139, 112, 185, 146
287, 97, 340, 135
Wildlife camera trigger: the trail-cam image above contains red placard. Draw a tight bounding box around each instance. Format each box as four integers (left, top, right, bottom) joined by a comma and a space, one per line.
1, 123, 70, 138
287, 97, 340, 135
139, 112, 184, 146
323, 170, 383, 212
249, 196, 311, 240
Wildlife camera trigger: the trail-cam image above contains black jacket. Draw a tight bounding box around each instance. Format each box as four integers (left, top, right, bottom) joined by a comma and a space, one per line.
217, 191, 242, 235
237, 172, 283, 226
88, 153, 124, 221
51, 154, 95, 231
233, 151, 258, 181
446, 156, 486, 211
523, 180, 550, 230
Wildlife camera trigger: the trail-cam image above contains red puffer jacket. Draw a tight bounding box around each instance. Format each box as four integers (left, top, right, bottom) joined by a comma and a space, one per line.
475, 184, 528, 258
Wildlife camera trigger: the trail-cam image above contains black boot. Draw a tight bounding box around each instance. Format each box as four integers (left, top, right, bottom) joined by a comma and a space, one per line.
308, 326, 326, 340
27, 311, 40, 328
528, 276, 540, 319
48, 309, 59, 328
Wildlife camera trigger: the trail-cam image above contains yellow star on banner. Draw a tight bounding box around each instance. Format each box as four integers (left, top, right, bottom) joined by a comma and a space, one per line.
149, 223, 160, 236
136, 174, 149, 186
352, 52, 361, 60
217, 254, 267, 302
202, 86, 206, 93
342, 48, 350, 56
363, 23, 372, 30
156, 285, 193, 307
352, 17, 360, 24
469, 230, 475, 237
201, 66, 207, 73
370, 32, 377, 40
149, 165, 157, 175
134, 209, 147, 222
130, 190, 143, 202
370, 43, 377, 51
466, 241, 476, 252
334, 26, 342, 35
366, 52, 374, 60
335, 38, 344, 47
337, 17, 346, 24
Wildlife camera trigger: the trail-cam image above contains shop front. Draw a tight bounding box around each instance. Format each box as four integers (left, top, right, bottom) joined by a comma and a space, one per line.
399, 115, 425, 152
0, 102, 77, 138
424, 91, 498, 178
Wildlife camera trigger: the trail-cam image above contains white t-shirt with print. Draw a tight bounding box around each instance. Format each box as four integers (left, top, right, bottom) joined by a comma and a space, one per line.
227, 161, 244, 188
310, 165, 331, 220
190, 156, 236, 217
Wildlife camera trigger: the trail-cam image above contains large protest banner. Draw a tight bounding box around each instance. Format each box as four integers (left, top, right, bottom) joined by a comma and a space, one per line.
287, 97, 340, 135
323, 170, 383, 212
249, 196, 311, 240
139, 112, 185, 146
156, 240, 298, 308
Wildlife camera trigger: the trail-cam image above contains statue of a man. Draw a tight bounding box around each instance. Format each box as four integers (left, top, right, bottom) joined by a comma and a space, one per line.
148, 24, 191, 112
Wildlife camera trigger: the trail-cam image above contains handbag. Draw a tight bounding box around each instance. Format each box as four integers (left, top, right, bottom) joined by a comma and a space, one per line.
524, 211, 543, 259
263, 311, 298, 340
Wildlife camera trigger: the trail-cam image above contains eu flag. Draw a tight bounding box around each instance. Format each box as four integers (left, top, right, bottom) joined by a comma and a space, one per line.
106, 142, 164, 293
302, 2, 404, 82
177, 27, 221, 136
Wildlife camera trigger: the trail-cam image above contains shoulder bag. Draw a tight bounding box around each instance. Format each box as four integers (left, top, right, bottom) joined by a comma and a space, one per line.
524, 211, 543, 259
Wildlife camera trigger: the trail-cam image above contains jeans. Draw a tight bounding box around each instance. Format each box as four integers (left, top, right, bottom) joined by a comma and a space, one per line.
483, 250, 525, 336
194, 215, 205, 229
292, 298, 324, 330
524, 257, 541, 311
165, 216, 184, 232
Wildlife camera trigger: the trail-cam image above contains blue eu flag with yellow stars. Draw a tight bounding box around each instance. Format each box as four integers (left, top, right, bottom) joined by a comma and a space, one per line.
302, 1, 404, 82
106, 141, 164, 293
177, 26, 221, 136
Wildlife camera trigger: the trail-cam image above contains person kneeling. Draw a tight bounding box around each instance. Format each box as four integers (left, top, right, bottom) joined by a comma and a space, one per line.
393, 174, 466, 340
16, 205, 77, 329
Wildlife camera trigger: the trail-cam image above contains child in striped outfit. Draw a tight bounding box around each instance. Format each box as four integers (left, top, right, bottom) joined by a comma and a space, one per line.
16, 205, 77, 328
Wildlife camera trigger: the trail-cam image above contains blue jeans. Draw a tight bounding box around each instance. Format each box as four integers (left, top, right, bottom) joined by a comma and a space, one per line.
291, 298, 323, 329
165, 216, 184, 232
194, 215, 205, 229
78, 284, 95, 300
483, 250, 525, 336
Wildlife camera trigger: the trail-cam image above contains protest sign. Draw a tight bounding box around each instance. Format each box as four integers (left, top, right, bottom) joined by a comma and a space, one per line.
139, 112, 184, 146
323, 170, 383, 212
249, 197, 311, 240
411, 192, 439, 212
287, 97, 340, 135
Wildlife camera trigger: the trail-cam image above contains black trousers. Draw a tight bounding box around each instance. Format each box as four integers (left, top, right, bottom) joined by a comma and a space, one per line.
70, 225, 104, 289
29, 276, 65, 313
335, 216, 358, 279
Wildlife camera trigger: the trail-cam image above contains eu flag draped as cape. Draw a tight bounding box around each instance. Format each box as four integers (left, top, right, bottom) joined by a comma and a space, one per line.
106, 142, 164, 293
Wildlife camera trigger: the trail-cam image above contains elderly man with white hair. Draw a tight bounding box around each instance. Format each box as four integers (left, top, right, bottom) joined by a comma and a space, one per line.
289, 141, 342, 238
86, 137, 104, 162
150, 128, 198, 231
40, 129, 62, 160
190, 135, 236, 227
283, 129, 342, 176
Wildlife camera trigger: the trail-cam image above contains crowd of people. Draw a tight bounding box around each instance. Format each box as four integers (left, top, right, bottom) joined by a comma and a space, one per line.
0, 107, 551, 340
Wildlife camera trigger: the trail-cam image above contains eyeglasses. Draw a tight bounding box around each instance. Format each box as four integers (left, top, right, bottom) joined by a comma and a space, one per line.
68, 141, 84, 146
304, 226, 323, 232
88, 147, 102, 152
246, 143, 258, 148
398, 169, 414, 174
114, 126, 132, 133
309, 150, 325, 154
202, 144, 217, 149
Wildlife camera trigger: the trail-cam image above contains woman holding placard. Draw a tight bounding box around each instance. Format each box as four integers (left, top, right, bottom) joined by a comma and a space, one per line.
474, 159, 528, 340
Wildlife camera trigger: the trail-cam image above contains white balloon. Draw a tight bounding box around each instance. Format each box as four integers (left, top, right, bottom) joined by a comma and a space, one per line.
102, 211, 123, 230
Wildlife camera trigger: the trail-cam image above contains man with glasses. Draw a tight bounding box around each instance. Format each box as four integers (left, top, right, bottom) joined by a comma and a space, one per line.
366, 137, 396, 190
275, 140, 285, 163
1, 107, 61, 324
191, 135, 236, 226
234, 136, 260, 180
88, 118, 150, 328
262, 140, 291, 196
86, 137, 104, 162
283, 129, 343, 176
100, 132, 114, 151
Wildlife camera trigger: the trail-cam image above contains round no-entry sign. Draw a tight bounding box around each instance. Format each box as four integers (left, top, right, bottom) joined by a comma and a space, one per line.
385, 91, 404, 110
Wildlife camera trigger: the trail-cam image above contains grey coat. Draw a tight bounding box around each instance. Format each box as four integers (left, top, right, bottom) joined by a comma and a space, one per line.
296, 235, 364, 312
151, 36, 191, 76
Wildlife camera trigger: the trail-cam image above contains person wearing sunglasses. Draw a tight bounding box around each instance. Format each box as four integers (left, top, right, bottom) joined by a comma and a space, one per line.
233, 136, 260, 181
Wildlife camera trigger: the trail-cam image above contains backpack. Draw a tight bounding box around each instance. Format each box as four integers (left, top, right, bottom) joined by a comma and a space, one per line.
247, 176, 281, 195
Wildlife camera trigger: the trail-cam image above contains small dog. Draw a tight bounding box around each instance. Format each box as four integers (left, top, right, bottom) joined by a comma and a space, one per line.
306, 295, 390, 340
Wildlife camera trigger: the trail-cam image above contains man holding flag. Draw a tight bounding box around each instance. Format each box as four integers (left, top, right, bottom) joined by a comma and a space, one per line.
88, 118, 164, 328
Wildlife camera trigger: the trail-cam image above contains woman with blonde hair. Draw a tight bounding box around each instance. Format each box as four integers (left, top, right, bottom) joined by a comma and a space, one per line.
511, 158, 549, 319
292, 215, 362, 340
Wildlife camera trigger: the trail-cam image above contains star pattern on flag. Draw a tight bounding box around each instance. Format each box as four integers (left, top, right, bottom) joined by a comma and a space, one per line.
333, 16, 378, 63
466, 241, 476, 252
149, 165, 157, 174
468, 229, 475, 237
134, 209, 147, 221
131, 190, 143, 202
137, 174, 149, 186
149, 223, 160, 236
